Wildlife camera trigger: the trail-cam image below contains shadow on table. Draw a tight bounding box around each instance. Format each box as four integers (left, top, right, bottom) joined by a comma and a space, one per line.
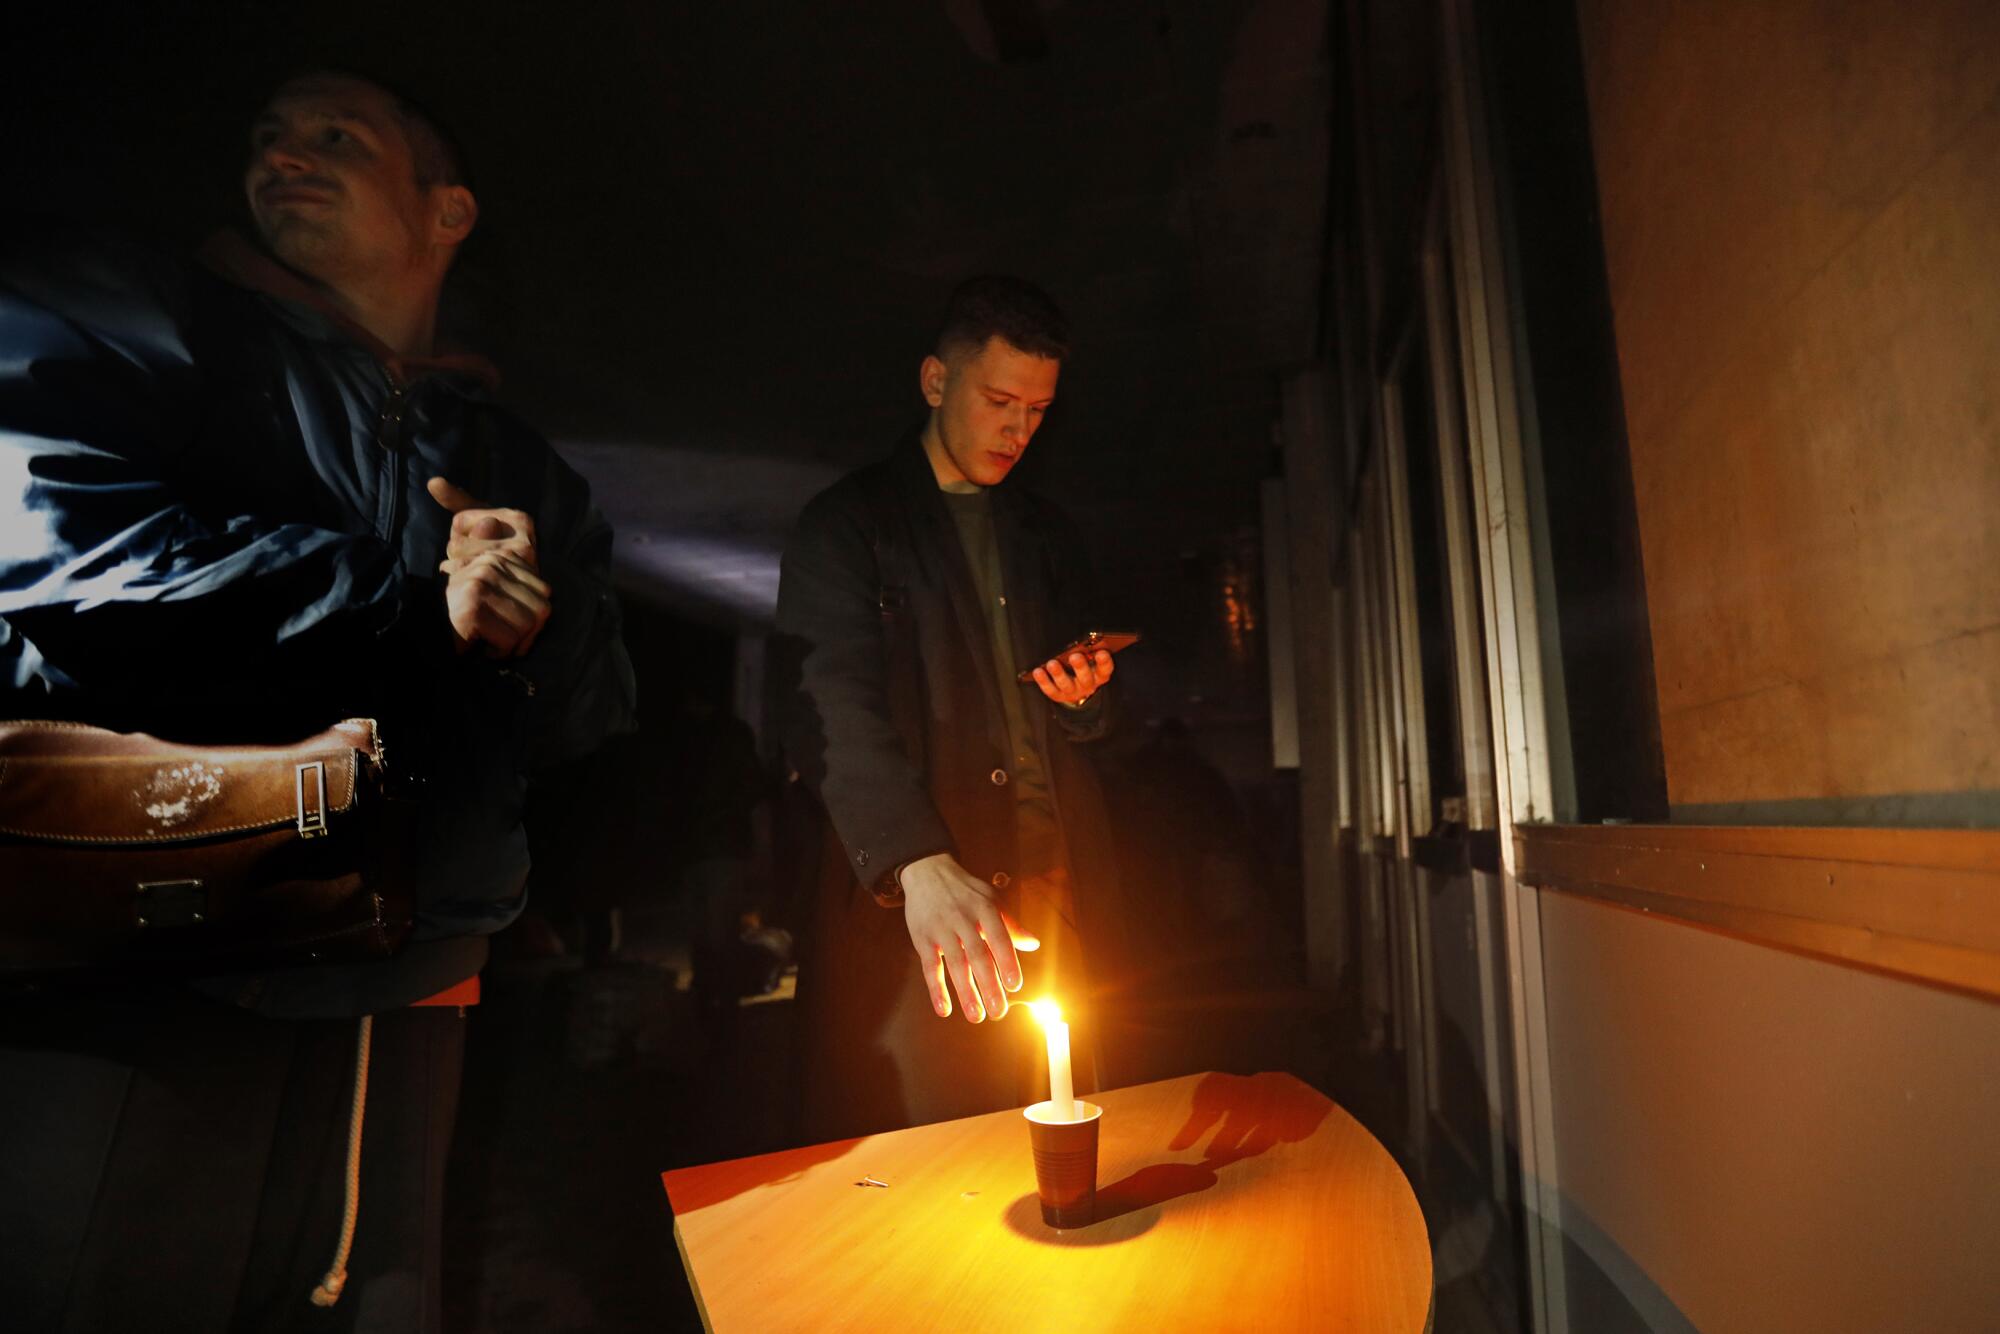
662, 1135, 863, 1213
1003, 1071, 1333, 1244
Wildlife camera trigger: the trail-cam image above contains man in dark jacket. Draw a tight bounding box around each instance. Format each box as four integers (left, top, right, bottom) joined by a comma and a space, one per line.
775, 276, 1121, 1139
0, 72, 633, 1332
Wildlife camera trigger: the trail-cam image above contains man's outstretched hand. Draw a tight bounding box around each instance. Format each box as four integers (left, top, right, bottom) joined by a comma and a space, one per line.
429, 476, 550, 657
899, 852, 1040, 1023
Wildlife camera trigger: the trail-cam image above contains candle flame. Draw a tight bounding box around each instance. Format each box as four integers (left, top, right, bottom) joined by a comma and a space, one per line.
1027, 999, 1063, 1026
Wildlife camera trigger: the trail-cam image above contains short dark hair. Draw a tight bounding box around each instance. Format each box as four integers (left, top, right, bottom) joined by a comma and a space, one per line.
272, 70, 471, 191
935, 275, 1070, 362
384, 89, 469, 192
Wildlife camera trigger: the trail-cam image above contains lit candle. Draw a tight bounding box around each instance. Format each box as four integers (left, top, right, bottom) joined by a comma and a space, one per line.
1028, 999, 1075, 1121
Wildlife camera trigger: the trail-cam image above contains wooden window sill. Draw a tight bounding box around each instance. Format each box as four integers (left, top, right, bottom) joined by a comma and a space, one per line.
1514, 823, 2000, 1002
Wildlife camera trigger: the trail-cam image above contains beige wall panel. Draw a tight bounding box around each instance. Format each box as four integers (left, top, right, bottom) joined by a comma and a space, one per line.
1575, 0, 2000, 442
1636, 100, 2000, 804
1576, 0, 2000, 806
1811, 626, 2000, 795
1664, 626, 2000, 805
1539, 891, 2000, 1332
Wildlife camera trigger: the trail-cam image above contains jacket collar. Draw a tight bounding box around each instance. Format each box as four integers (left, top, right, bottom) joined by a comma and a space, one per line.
196, 230, 501, 393
890, 429, 950, 515
887, 429, 1064, 763
889, 428, 1051, 525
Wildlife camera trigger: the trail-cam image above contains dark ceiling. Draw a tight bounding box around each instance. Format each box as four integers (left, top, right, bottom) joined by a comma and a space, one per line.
6, 0, 1331, 715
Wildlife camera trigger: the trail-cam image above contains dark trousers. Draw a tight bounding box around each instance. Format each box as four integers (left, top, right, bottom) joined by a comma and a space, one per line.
0, 987, 464, 1334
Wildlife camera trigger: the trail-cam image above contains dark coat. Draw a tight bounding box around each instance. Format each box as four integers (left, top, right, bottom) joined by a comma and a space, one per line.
773, 437, 1124, 1137
0, 224, 636, 1011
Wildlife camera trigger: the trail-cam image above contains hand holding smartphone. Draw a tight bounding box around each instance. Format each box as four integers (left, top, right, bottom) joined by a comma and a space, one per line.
1016, 630, 1141, 684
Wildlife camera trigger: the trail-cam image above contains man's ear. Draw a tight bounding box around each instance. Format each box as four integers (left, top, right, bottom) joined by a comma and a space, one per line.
920, 353, 948, 408
436, 185, 479, 246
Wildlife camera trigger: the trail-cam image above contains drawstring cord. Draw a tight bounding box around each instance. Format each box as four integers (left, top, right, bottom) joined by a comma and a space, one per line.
310, 1014, 374, 1308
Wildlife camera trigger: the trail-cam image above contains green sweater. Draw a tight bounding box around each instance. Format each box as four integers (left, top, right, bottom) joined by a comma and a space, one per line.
941, 485, 1062, 877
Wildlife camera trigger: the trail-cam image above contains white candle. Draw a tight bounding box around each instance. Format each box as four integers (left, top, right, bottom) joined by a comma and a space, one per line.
1029, 1000, 1075, 1121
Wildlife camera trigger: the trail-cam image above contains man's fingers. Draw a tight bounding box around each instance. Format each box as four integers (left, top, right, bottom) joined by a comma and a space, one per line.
946, 947, 985, 1024
964, 934, 1009, 1018
465, 557, 552, 615
926, 951, 952, 1018
977, 907, 1024, 990
427, 476, 484, 513
453, 506, 536, 547
449, 536, 538, 576
446, 554, 553, 656
1001, 910, 1040, 955
446, 574, 529, 636
458, 550, 552, 605
468, 594, 538, 652
1030, 649, 1114, 704
513, 591, 552, 656
434, 481, 539, 571
1070, 651, 1109, 691
1033, 656, 1103, 703
481, 551, 552, 601
899, 855, 1037, 1022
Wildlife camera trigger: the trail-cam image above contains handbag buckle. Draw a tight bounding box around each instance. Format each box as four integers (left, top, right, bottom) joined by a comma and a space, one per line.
136, 879, 206, 928
296, 761, 329, 839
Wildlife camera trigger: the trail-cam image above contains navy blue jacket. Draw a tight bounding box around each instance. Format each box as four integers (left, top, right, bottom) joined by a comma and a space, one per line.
0, 223, 636, 1011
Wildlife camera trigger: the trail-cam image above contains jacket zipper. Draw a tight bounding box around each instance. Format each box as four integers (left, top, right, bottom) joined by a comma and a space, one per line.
376, 373, 410, 549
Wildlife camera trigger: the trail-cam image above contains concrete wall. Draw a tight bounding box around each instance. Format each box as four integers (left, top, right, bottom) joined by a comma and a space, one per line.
1538, 891, 2000, 1332
1573, 0, 2000, 819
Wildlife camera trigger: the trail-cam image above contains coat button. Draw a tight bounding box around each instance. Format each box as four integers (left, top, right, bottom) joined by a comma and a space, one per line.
856, 850, 870, 867
990, 768, 1008, 786
990, 871, 1011, 889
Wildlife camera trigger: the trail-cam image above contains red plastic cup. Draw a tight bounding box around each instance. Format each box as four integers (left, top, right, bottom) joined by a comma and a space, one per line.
1024, 1099, 1102, 1228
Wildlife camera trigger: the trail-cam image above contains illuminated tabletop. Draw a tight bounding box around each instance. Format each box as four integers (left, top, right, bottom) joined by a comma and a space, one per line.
661, 1071, 1432, 1333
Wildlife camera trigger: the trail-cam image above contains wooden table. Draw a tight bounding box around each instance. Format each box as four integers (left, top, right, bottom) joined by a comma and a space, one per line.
662, 1071, 1432, 1333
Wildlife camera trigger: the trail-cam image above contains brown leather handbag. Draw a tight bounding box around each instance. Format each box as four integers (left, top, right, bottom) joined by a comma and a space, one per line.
0, 718, 413, 978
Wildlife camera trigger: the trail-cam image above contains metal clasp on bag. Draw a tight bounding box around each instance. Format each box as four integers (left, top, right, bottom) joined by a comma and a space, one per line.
296, 760, 329, 839
135, 879, 206, 928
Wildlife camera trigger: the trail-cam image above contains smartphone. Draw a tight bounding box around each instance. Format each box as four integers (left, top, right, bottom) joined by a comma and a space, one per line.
1016, 630, 1141, 683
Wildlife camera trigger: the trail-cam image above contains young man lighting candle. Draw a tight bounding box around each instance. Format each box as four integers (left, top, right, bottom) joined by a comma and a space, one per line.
776, 277, 1131, 1139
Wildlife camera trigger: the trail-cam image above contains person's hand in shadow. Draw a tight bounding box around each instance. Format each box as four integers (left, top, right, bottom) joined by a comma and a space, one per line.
1094, 1073, 1332, 1221
1168, 1071, 1332, 1166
